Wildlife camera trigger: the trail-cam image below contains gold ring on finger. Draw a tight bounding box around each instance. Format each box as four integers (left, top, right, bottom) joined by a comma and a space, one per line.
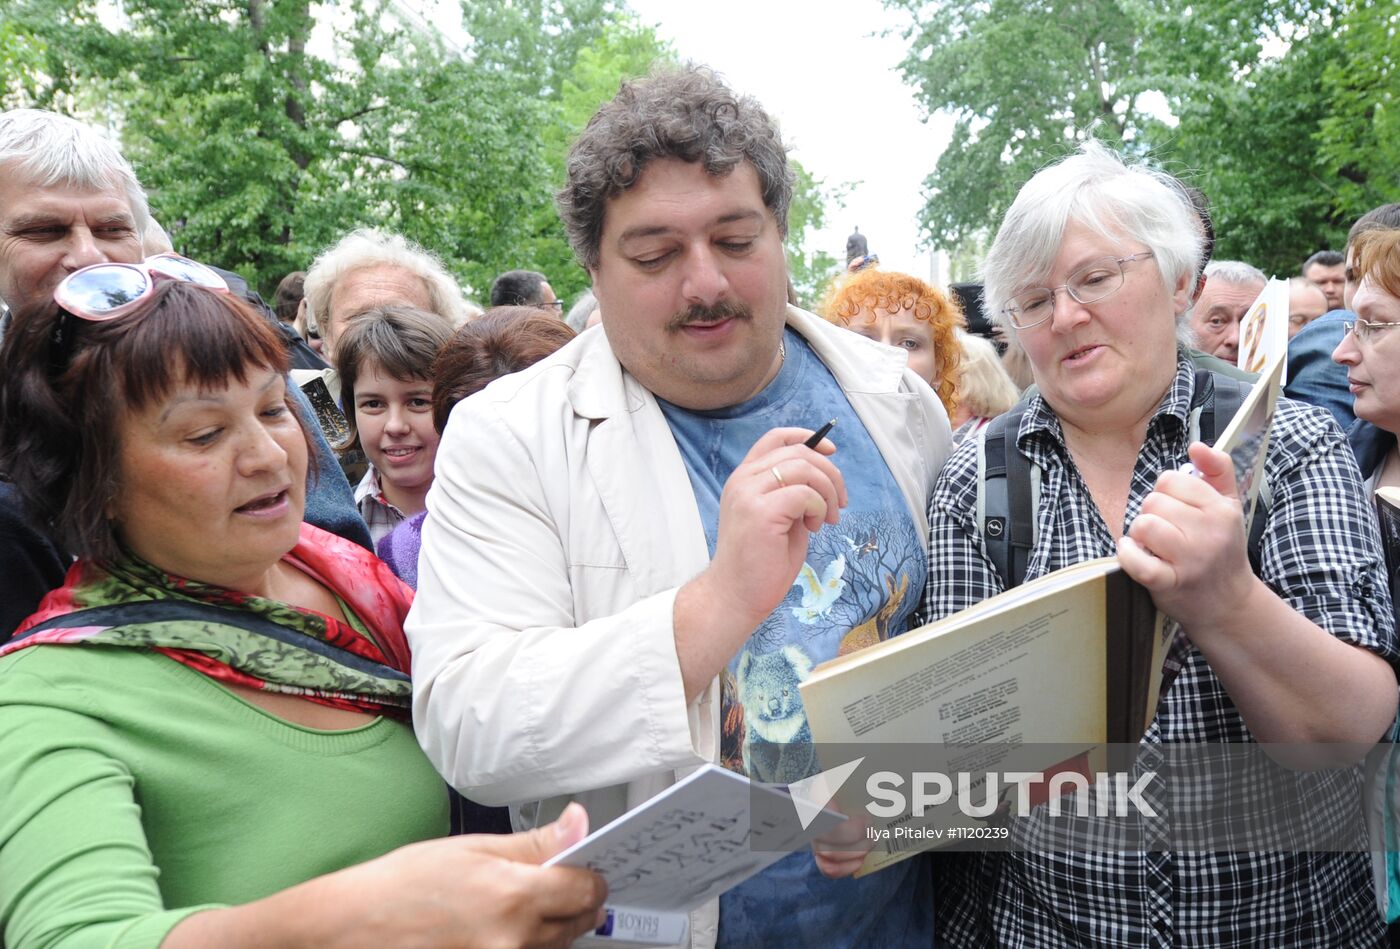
771, 466, 786, 488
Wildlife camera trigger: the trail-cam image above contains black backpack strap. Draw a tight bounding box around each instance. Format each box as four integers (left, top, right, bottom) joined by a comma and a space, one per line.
978, 400, 1035, 589
1190, 368, 1220, 444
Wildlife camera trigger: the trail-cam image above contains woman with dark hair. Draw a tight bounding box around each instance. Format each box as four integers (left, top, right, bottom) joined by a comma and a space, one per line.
0, 265, 603, 948
273, 270, 305, 324
377, 306, 576, 588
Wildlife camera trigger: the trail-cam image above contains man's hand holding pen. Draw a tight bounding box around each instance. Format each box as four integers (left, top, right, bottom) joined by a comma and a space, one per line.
673, 421, 846, 700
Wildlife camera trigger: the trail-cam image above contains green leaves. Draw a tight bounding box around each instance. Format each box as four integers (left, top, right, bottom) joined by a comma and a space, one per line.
0, 0, 670, 300
888, 0, 1143, 252
1318, 1, 1400, 230
887, 0, 1399, 274
2, 0, 853, 305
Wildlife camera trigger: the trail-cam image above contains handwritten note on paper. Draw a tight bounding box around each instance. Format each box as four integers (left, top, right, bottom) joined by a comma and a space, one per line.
547, 764, 845, 912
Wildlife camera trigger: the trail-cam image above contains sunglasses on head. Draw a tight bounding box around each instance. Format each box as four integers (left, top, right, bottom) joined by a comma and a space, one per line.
54, 253, 228, 321
49, 254, 230, 372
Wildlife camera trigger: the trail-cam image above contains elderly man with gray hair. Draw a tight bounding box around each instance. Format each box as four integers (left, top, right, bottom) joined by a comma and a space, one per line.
0, 108, 371, 638
1187, 259, 1267, 363
302, 227, 467, 365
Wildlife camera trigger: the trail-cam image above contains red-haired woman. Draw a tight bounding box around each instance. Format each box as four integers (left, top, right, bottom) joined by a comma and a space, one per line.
822, 268, 965, 419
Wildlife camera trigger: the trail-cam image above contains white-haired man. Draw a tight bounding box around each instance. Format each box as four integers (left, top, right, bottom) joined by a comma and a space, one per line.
302, 227, 466, 365
0, 108, 370, 637
1188, 259, 1267, 362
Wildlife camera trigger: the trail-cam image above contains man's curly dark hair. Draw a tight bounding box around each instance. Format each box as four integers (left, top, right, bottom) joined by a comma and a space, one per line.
556, 65, 795, 271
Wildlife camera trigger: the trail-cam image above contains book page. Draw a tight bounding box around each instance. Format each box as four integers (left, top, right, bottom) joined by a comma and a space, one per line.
1236, 277, 1290, 382
807, 557, 1120, 679
802, 573, 1111, 748
801, 559, 1161, 875
1215, 351, 1284, 526
547, 764, 844, 912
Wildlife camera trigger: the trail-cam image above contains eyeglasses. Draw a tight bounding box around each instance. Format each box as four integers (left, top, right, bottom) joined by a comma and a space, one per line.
1000, 251, 1155, 329
49, 253, 228, 372
538, 299, 564, 309
54, 253, 227, 322
1342, 318, 1400, 344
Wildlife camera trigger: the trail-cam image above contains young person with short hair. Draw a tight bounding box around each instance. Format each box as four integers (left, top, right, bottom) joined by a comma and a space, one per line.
334, 306, 454, 545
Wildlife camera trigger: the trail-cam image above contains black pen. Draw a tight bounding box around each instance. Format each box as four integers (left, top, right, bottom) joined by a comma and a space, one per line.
804, 418, 837, 449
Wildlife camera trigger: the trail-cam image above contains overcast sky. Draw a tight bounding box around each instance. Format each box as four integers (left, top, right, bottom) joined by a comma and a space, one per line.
625, 0, 955, 282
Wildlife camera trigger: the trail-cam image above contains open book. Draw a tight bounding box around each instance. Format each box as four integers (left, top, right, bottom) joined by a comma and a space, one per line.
1216, 350, 1284, 526
799, 354, 1285, 874
800, 556, 1166, 873
547, 764, 844, 946
1236, 277, 1290, 381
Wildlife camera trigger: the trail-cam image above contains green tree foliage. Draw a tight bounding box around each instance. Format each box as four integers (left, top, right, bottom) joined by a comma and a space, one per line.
1, 0, 571, 297
1136, 0, 1359, 272
0, 16, 49, 109
786, 163, 847, 310
1148, 13, 1348, 273
2, 0, 847, 305
887, 0, 1400, 274
1318, 1, 1400, 232
537, 11, 677, 300
1, 0, 692, 300
885, 0, 1149, 251
461, 0, 617, 102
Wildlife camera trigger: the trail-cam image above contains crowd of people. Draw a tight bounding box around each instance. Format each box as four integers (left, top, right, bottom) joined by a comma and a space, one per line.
1, 60, 1398, 949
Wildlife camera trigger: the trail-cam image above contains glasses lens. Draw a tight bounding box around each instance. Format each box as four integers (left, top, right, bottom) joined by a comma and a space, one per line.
145, 254, 225, 288
60, 265, 151, 319
1068, 257, 1125, 305
1009, 290, 1053, 327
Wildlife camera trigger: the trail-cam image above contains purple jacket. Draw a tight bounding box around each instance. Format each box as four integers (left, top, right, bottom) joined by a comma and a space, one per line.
376, 511, 427, 590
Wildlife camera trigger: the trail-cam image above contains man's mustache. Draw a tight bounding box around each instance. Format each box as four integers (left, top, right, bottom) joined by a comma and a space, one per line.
668, 301, 752, 330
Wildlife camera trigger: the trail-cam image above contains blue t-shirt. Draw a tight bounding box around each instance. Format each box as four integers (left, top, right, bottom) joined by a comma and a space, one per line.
658, 328, 932, 948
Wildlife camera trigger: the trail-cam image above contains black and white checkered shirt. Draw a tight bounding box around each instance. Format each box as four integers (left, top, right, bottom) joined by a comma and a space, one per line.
922, 355, 1398, 947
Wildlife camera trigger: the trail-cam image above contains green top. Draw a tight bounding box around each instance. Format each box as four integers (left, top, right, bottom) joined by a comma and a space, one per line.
0, 645, 449, 949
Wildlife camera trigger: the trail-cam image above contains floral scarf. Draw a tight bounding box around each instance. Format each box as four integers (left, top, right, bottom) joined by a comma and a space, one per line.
3, 523, 414, 717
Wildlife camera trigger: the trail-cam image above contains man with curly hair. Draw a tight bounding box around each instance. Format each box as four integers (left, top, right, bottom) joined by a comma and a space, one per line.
407, 65, 952, 947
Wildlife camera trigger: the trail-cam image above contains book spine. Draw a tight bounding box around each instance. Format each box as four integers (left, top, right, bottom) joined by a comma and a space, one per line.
1104, 570, 1131, 747
1104, 570, 1158, 770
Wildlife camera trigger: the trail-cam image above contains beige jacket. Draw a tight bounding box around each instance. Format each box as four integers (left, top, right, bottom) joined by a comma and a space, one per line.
405, 306, 950, 947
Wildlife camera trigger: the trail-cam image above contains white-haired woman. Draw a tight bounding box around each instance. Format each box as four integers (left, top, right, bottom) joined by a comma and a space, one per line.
923, 142, 1397, 945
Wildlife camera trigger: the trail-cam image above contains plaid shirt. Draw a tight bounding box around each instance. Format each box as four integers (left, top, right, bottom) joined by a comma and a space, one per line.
922, 355, 1397, 947
354, 467, 408, 548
